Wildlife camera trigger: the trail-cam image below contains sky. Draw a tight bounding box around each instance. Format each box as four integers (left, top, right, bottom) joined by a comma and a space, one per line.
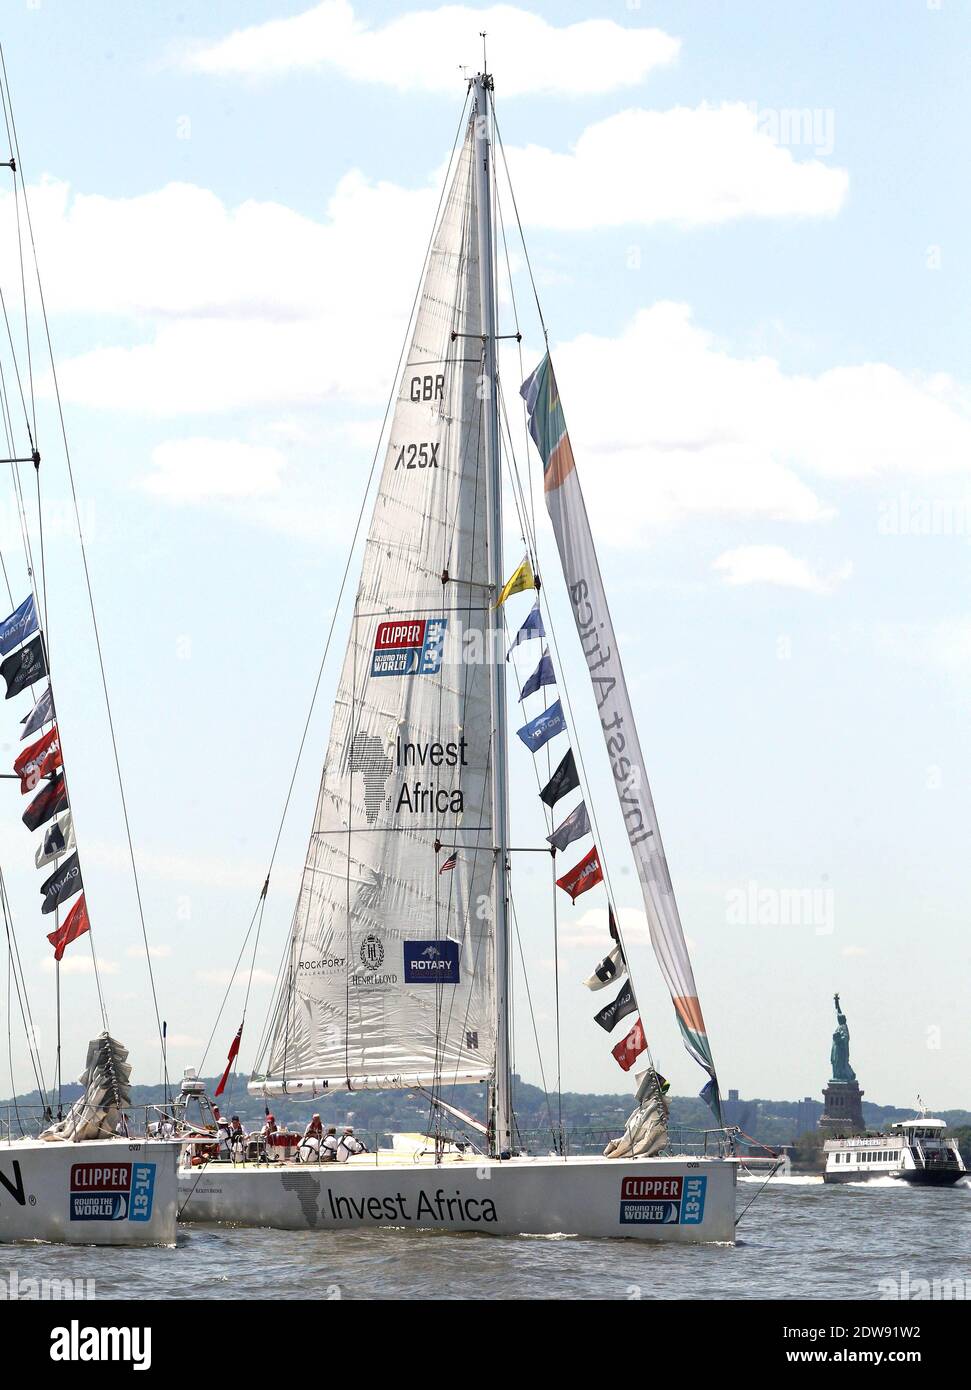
0, 0, 968, 1115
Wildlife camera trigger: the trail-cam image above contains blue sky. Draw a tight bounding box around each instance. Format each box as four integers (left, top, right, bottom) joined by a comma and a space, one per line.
0, 0, 968, 1113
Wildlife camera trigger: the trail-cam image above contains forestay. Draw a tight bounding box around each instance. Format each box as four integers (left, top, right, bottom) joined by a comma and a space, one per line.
253, 123, 497, 1095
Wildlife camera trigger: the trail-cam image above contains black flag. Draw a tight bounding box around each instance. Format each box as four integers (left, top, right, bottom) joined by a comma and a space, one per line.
23, 774, 68, 832
539, 748, 579, 808
594, 980, 636, 1033
547, 799, 590, 853
40, 851, 83, 915
1, 635, 47, 701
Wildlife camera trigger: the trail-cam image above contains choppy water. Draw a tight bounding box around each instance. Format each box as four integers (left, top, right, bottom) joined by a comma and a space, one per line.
9, 1175, 971, 1300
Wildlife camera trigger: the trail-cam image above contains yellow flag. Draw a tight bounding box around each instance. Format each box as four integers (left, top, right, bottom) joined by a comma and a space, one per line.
495, 556, 535, 607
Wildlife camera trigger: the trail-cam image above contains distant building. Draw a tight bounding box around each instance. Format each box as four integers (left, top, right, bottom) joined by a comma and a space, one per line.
721, 1087, 758, 1136
794, 1096, 821, 1136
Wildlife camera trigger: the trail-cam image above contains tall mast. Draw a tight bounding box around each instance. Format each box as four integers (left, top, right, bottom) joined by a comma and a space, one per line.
473, 70, 513, 1157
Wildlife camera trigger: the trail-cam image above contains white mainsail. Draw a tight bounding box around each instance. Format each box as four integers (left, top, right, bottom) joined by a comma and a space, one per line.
254, 122, 497, 1095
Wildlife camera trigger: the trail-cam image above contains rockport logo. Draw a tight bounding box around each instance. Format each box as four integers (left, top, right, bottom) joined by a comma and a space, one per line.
0, 1160, 26, 1207
298, 957, 345, 971
50, 1320, 151, 1370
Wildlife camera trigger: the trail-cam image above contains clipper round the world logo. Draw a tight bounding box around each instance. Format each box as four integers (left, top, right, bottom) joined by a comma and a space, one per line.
370, 618, 447, 678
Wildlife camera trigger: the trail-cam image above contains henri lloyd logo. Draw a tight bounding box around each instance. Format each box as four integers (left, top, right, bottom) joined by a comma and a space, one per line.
360, 934, 385, 970
403, 939, 460, 984
618, 1174, 707, 1227
370, 618, 447, 678
353, 933, 397, 988
70, 1163, 156, 1223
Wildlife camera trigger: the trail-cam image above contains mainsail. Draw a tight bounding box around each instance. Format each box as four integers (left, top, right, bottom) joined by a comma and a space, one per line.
254, 122, 497, 1095
521, 354, 722, 1120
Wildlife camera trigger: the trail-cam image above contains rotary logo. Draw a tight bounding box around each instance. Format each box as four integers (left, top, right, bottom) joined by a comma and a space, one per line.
360, 934, 385, 970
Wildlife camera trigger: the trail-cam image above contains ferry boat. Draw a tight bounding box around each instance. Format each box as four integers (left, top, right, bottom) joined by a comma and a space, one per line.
824, 1115, 967, 1186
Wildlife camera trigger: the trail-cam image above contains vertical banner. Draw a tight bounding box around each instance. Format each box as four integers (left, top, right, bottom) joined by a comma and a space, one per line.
522, 354, 721, 1120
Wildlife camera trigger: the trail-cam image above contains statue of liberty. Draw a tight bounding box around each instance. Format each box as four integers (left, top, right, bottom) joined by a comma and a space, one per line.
830, 993, 856, 1083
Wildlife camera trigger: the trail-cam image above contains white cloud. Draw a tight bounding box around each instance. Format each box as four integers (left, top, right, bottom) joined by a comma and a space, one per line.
841, 946, 867, 958
142, 439, 287, 503
713, 545, 853, 595
41, 956, 120, 976
125, 944, 172, 960
560, 905, 651, 951
551, 303, 971, 538
182, 0, 680, 96
506, 104, 848, 229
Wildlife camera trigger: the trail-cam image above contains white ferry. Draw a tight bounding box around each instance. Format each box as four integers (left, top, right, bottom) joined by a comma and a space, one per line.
824, 1116, 967, 1186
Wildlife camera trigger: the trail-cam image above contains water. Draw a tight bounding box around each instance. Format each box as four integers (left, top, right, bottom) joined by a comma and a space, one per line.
9, 1175, 971, 1300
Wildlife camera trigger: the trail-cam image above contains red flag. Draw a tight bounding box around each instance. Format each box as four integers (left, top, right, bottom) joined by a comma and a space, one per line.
555, 844, 603, 903
611, 1017, 646, 1072
214, 1023, 243, 1097
13, 724, 60, 794
47, 893, 90, 961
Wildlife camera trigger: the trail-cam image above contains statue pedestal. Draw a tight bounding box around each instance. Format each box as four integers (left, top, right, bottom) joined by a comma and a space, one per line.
818, 1080, 865, 1136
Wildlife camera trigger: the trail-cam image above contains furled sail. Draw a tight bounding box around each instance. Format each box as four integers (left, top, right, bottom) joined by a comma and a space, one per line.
253, 123, 496, 1095
521, 354, 722, 1121
40, 1033, 132, 1142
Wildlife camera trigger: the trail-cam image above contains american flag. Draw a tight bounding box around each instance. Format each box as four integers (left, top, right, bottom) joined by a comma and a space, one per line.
439, 851, 458, 874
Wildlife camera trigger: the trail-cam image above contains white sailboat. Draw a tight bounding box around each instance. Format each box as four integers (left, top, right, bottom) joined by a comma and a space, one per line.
0, 52, 178, 1246
179, 69, 737, 1243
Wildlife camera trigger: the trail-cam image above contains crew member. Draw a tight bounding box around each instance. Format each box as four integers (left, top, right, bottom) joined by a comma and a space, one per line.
321, 1126, 339, 1161
299, 1114, 323, 1162
336, 1126, 367, 1163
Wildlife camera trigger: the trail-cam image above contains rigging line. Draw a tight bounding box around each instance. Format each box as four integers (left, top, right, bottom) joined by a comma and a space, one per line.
0, 81, 36, 448
0, 286, 33, 445
0, 866, 48, 1105
508, 889, 557, 1146
431, 359, 491, 1096
490, 129, 664, 1076
494, 165, 539, 552
535, 579, 659, 1076
429, 177, 477, 1108
196, 892, 265, 1077
2, 53, 167, 1067
248, 97, 474, 1087
551, 854, 562, 1150
498, 484, 661, 1085
493, 113, 548, 343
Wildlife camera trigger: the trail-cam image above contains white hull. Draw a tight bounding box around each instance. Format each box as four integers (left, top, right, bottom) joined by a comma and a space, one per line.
0, 1138, 179, 1245
179, 1152, 737, 1242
